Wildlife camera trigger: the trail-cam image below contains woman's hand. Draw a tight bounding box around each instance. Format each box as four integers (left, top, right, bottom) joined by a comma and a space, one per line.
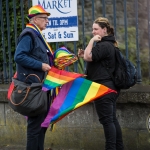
92, 35, 102, 42
78, 49, 84, 58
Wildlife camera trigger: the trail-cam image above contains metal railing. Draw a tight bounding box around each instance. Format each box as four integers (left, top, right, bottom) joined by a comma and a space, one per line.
0, 0, 149, 84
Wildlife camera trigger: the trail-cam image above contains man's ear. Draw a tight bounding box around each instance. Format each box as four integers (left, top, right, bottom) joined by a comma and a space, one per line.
32, 17, 37, 23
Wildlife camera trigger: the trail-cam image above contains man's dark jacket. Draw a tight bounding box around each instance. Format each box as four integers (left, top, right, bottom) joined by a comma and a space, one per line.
14, 28, 51, 83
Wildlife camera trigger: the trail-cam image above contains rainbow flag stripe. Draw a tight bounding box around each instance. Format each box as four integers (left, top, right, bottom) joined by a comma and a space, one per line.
41, 77, 117, 127
42, 67, 84, 91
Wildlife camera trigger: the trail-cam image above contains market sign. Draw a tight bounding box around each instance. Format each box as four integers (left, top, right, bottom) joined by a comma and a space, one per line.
32, 0, 79, 42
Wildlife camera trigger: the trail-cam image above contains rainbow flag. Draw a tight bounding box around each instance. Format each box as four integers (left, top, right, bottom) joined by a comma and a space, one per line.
41, 77, 117, 127
53, 46, 73, 58
42, 67, 84, 91
53, 47, 78, 69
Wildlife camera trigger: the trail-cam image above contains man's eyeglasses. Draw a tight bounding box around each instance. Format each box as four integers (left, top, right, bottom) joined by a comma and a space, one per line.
37, 17, 49, 21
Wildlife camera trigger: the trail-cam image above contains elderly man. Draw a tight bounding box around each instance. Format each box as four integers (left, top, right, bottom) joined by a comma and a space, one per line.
14, 5, 53, 150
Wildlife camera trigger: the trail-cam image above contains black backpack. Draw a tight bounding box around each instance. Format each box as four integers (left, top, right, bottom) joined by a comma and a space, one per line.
104, 44, 137, 89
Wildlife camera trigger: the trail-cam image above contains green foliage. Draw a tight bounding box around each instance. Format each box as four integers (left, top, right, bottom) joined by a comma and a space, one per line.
0, 0, 29, 82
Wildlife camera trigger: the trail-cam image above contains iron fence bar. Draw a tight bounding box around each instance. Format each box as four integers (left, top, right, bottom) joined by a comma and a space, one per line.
28, 0, 31, 8
13, 0, 17, 47
113, 0, 117, 37
135, 0, 142, 83
64, 42, 67, 48
148, 0, 150, 83
81, 0, 85, 49
56, 42, 59, 50
20, 0, 24, 30
6, 0, 12, 82
0, 0, 7, 83
102, 0, 106, 17
81, 0, 86, 71
124, 0, 128, 58
0, 0, 2, 83
92, 0, 95, 21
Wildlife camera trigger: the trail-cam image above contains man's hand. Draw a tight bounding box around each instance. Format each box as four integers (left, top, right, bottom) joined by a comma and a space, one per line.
42, 63, 51, 72
78, 49, 84, 58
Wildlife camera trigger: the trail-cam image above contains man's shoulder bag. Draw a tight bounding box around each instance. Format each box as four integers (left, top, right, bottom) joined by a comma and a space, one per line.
8, 74, 48, 117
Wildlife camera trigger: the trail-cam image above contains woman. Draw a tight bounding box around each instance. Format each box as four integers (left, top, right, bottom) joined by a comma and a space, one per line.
78, 17, 124, 150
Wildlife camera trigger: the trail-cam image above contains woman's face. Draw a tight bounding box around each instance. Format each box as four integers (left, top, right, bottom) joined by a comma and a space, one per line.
92, 23, 107, 37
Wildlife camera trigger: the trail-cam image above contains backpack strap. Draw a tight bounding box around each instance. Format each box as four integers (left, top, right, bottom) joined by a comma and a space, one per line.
101, 42, 116, 82
102, 61, 115, 82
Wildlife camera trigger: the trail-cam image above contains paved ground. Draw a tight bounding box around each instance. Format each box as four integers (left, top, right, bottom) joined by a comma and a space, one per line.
0, 145, 52, 150
0, 145, 26, 150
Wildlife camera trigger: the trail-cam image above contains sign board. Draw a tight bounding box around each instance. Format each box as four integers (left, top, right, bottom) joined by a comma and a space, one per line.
32, 0, 79, 42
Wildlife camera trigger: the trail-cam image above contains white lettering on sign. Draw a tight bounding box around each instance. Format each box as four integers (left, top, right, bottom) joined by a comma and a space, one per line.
60, 19, 68, 25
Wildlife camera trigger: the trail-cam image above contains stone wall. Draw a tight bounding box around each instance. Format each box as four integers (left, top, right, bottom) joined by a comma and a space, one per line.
0, 84, 150, 150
